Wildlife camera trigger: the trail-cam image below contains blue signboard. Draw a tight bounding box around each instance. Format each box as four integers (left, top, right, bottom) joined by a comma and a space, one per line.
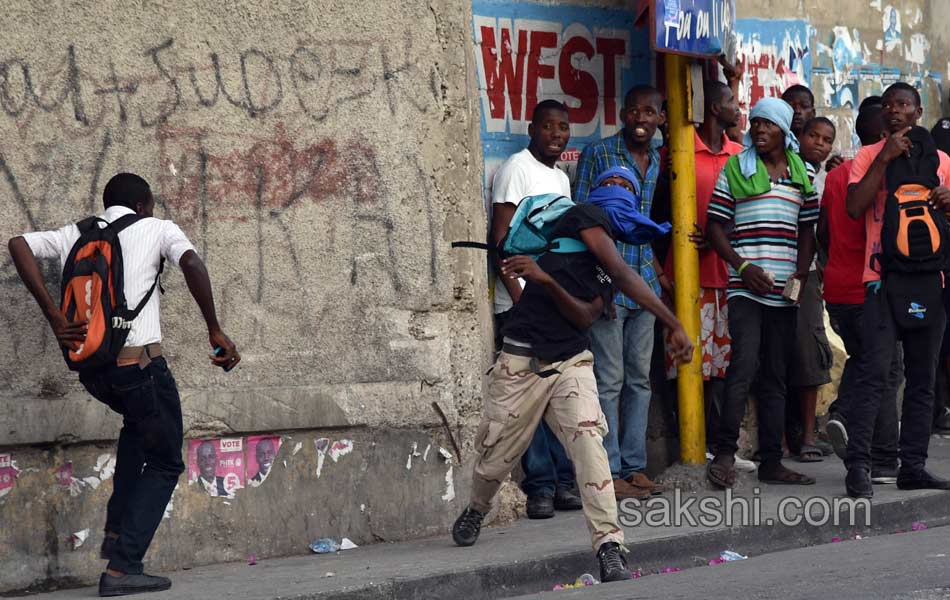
651, 0, 735, 58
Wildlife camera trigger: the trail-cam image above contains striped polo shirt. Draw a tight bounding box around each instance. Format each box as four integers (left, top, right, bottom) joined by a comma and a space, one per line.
707, 161, 819, 307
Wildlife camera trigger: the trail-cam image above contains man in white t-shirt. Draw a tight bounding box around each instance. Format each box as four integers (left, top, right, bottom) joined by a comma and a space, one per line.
489, 99, 581, 519
8, 173, 240, 597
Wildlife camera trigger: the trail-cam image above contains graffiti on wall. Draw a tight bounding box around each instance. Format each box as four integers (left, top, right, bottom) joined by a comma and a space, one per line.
471, 0, 650, 189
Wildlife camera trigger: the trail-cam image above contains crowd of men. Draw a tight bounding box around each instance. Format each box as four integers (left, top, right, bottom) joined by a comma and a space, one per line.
452, 77, 950, 583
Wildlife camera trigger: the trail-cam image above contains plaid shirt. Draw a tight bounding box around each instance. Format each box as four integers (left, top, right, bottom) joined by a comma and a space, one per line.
574, 131, 661, 309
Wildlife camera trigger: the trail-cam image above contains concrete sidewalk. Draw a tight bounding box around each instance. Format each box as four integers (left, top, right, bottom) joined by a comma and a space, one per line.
21, 437, 950, 600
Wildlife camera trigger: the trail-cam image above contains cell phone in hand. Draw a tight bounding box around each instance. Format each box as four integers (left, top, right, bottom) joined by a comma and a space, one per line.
214, 346, 235, 372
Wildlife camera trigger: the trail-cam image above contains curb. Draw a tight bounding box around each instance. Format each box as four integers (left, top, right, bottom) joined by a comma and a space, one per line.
296, 490, 950, 600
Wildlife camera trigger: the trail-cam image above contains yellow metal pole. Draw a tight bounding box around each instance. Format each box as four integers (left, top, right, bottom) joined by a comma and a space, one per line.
664, 53, 705, 464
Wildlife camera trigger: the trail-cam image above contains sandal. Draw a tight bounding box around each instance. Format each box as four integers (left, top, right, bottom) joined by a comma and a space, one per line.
797, 444, 824, 463
758, 464, 816, 485
706, 457, 737, 488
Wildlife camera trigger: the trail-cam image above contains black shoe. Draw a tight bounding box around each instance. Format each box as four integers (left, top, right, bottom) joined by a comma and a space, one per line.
871, 466, 898, 484
98, 573, 171, 597
826, 418, 848, 461
897, 468, 950, 490
525, 495, 555, 519
100, 535, 117, 560
597, 542, 632, 583
553, 486, 583, 511
452, 506, 485, 547
845, 467, 873, 498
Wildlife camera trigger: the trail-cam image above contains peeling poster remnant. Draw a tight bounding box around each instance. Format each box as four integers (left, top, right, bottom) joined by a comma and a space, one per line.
247, 435, 281, 487
329, 440, 353, 462
315, 438, 330, 478
0, 453, 17, 498
189, 438, 245, 498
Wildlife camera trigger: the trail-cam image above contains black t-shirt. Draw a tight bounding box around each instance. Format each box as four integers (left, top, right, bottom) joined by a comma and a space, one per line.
503, 203, 615, 362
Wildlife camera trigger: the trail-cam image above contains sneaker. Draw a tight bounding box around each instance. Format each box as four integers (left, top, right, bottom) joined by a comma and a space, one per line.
452, 506, 486, 547
612, 478, 651, 500
553, 486, 583, 511
870, 466, 898, 484
826, 418, 848, 461
597, 542, 633, 583
734, 455, 757, 472
98, 572, 171, 597
525, 495, 555, 519
626, 472, 665, 495
845, 467, 873, 499
896, 468, 950, 490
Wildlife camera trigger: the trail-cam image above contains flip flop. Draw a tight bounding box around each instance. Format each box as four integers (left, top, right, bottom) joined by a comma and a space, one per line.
758, 465, 816, 485
706, 460, 737, 488
797, 444, 824, 463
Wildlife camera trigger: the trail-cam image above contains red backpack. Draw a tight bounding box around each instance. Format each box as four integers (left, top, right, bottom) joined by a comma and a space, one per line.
60, 215, 162, 371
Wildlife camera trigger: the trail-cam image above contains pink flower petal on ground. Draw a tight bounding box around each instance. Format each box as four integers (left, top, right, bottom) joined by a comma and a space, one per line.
660, 567, 682, 574
247, 554, 258, 566
708, 557, 726, 566
912, 521, 928, 531
632, 570, 644, 579
831, 537, 841, 543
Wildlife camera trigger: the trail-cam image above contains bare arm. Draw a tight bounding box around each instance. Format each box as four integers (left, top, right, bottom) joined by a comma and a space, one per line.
490, 203, 522, 305
846, 127, 911, 219
501, 256, 604, 329
796, 224, 817, 278
179, 250, 240, 369
8, 236, 87, 349
578, 226, 693, 363
817, 204, 829, 256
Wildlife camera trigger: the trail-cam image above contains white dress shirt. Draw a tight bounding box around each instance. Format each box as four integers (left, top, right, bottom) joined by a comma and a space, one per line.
22, 205, 196, 346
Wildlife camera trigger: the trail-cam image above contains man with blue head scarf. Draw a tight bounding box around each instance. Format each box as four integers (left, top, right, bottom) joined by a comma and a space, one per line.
704, 96, 819, 489
572, 85, 673, 500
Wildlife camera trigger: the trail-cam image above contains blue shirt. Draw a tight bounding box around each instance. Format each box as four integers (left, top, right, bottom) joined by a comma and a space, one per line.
574, 131, 661, 309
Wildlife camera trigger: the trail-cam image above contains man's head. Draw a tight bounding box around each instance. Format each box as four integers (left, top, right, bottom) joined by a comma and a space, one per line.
747, 97, 795, 157
528, 100, 570, 162
881, 82, 922, 133
855, 105, 886, 146
197, 441, 217, 481
781, 85, 816, 136
800, 117, 836, 164
859, 95, 882, 112
705, 81, 741, 129
889, 6, 898, 30
621, 85, 665, 146
595, 166, 639, 194
255, 439, 276, 476
103, 173, 154, 217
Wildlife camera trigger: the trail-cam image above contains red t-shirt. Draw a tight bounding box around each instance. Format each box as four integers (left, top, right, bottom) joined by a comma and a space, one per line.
822, 160, 866, 304
665, 130, 743, 289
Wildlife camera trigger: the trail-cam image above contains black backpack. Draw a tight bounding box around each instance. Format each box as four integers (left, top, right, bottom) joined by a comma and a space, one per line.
59, 214, 162, 371
875, 127, 948, 330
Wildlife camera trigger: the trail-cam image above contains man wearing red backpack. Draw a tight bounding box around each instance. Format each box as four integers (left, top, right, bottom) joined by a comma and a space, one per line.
845, 83, 950, 498
8, 173, 240, 596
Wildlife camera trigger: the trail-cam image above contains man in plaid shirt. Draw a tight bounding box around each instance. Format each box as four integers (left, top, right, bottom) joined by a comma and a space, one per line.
574, 85, 672, 500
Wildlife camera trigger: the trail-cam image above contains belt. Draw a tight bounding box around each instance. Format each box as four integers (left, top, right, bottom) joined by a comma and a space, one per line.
116, 343, 162, 368
501, 342, 534, 357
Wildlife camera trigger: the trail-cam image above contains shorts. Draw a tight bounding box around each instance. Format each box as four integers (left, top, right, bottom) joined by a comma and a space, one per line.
790, 270, 833, 387
665, 287, 731, 381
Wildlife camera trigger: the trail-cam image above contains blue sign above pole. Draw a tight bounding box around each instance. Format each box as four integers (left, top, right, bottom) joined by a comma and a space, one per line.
650, 0, 736, 59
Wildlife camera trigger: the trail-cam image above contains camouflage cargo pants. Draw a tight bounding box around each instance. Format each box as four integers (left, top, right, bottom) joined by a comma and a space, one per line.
469, 350, 623, 550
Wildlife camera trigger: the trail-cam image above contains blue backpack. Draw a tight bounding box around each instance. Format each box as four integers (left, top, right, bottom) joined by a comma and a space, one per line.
452, 193, 587, 258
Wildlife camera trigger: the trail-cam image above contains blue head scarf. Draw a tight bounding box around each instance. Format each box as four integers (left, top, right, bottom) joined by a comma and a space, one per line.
738, 97, 799, 178
586, 166, 671, 245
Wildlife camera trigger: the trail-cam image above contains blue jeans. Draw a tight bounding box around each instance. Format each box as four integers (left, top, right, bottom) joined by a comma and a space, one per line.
589, 306, 656, 479
520, 420, 576, 497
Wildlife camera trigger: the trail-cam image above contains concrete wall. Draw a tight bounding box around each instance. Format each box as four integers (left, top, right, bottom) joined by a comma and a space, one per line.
0, 0, 492, 592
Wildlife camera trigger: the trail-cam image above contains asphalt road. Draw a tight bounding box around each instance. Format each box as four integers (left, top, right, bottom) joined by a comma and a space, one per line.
512, 526, 950, 600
